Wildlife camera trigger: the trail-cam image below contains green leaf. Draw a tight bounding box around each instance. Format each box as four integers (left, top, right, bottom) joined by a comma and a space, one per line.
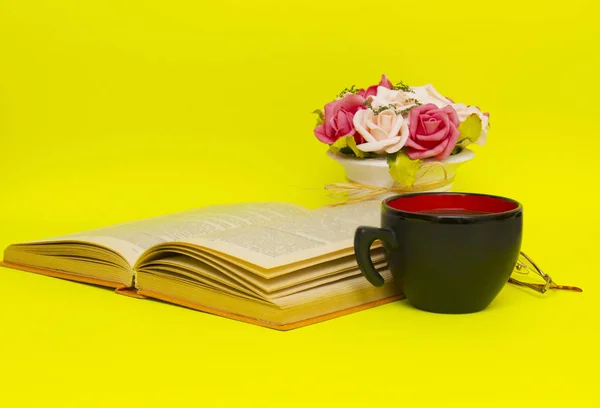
312, 109, 325, 126
329, 135, 368, 158
329, 136, 349, 154
387, 151, 422, 186
451, 145, 463, 156
345, 137, 368, 158
457, 113, 482, 144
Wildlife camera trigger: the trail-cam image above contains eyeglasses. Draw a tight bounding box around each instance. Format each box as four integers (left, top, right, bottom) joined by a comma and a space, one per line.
508, 251, 582, 294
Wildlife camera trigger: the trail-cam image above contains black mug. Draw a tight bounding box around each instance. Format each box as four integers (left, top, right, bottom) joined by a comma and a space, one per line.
354, 192, 523, 314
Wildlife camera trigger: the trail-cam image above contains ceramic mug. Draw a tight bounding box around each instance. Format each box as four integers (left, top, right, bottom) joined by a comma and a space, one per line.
354, 192, 523, 313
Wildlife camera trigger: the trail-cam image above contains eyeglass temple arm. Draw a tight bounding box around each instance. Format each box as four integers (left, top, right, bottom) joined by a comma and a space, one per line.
508, 252, 583, 293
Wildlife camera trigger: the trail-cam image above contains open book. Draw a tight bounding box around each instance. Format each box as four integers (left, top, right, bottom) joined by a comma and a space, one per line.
1, 201, 403, 330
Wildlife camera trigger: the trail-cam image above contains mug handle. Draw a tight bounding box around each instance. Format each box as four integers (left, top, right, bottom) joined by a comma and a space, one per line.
354, 226, 398, 287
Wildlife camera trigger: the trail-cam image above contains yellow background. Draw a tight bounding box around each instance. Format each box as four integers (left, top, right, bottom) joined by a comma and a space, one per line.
1, 1, 599, 406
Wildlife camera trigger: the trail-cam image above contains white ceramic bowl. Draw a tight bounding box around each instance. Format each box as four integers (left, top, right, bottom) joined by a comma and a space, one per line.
327, 148, 475, 193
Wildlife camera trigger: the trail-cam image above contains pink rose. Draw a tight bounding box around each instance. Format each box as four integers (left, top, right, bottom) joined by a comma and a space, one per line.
357, 74, 393, 98
405, 103, 460, 161
314, 93, 366, 144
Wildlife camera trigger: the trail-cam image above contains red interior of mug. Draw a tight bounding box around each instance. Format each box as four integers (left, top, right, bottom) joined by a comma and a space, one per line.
388, 194, 519, 214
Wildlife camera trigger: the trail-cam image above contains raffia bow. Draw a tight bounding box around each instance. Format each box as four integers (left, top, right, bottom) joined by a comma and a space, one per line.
325, 161, 453, 206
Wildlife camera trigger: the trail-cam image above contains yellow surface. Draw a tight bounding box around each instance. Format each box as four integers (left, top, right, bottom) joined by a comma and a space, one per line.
1, 1, 599, 406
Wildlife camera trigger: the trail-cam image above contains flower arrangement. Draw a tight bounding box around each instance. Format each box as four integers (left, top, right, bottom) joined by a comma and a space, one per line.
313, 74, 490, 186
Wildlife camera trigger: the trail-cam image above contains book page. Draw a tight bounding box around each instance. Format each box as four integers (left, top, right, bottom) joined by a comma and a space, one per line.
24, 202, 310, 266
184, 200, 383, 270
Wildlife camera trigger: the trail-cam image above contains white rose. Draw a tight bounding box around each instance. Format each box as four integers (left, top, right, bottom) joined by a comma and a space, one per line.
368, 86, 417, 110
410, 84, 454, 107
353, 108, 410, 154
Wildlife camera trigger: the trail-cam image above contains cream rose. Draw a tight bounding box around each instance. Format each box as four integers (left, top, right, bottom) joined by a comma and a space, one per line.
353, 108, 410, 154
